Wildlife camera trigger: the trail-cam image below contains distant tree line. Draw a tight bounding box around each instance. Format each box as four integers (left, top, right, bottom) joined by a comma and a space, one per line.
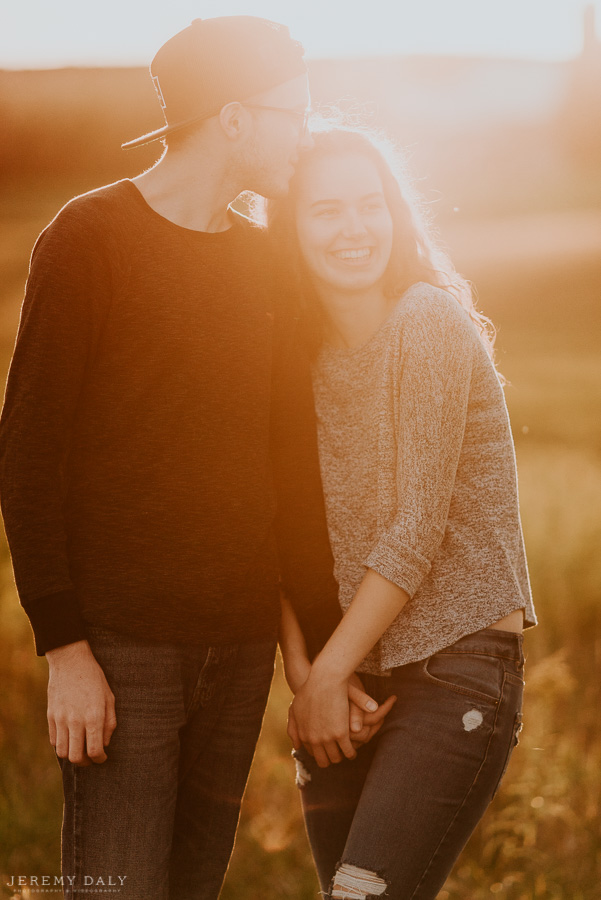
2, 59, 600, 209
1, 68, 162, 184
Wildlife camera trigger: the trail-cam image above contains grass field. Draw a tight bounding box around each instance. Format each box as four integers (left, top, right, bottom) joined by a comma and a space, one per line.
0, 180, 600, 900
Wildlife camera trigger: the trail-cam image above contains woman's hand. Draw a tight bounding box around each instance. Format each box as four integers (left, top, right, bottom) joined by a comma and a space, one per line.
289, 667, 353, 767
287, 669, 397, 766
285, 655, 397, 765
287, 669, 396, 763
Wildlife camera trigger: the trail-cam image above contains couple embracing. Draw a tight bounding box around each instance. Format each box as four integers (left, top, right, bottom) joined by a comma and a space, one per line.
0, 15, 536, 900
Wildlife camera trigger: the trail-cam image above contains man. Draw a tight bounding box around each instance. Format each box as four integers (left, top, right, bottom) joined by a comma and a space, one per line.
0, 17, 347, 899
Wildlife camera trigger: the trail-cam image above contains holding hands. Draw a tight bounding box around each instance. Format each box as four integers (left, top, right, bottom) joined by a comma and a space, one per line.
283, 649, 396, 767
280, 571, 410, 767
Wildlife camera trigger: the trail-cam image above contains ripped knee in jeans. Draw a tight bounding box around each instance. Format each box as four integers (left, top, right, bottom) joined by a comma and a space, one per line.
292, 752, 312, 788
330, 863, 388, 899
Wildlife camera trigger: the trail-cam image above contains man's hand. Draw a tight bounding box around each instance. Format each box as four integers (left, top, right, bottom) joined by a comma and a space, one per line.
46, 640, 116, 766
289, 669, 353, 767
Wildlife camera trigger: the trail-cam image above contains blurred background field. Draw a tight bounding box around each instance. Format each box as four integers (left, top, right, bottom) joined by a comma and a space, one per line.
1, 10, 601, 899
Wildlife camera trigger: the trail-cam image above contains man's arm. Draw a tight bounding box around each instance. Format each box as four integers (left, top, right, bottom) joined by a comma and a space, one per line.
0, 202, 109, 652
0, 200, 117, 762
269, 311, 342, 659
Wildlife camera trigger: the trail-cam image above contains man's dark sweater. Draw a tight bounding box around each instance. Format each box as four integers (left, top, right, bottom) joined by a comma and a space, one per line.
0, 180, 340, 656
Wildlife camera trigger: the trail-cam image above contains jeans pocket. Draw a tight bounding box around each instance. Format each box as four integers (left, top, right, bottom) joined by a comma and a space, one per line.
492, 711, 523, 799
423, 651, 503, 704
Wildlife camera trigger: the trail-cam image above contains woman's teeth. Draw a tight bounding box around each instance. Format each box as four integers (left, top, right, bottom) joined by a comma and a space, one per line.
332, 248, 372, 260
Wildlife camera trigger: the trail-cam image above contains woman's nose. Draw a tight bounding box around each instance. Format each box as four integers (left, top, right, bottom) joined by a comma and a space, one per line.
342, 210, 368, 239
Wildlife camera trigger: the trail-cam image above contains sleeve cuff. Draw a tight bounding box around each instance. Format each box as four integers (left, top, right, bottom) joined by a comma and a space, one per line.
23, 590, 88, 656
365, 535, 433, 599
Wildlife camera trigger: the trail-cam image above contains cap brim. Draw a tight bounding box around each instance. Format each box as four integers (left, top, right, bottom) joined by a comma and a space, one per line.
121, 112, 210, 149
121, 125, 171, 149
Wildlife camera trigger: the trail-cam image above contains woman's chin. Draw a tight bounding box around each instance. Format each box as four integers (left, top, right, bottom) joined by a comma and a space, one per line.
320, 268, 384, 294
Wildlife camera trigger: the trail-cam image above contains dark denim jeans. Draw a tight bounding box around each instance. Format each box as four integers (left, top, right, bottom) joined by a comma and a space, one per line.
293, 629, 525, 900
59, 625, 277, 900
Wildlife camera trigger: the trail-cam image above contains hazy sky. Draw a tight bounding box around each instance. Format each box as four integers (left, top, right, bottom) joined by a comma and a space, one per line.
2, 0, 599, 68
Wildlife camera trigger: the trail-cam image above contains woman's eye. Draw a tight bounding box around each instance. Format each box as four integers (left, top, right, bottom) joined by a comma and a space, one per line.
315, 208, 340, 218
362, 203, 385, 213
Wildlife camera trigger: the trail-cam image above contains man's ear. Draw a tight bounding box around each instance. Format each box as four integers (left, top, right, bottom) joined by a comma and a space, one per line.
219, 102, 249, 141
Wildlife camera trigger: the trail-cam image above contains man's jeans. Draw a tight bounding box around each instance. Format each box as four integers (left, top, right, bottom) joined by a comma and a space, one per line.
58, 625, 277, 900
293, 629, 525, 900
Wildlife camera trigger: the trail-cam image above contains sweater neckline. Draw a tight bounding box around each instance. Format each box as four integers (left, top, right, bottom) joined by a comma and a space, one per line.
319, 283, 421, 362
122, 179, 250, 243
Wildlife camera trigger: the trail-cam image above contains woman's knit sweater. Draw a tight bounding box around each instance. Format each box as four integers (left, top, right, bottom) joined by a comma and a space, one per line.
312, 282, 536, 674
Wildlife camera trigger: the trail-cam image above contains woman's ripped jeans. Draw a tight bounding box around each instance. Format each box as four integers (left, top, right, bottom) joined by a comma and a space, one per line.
293, 628, 525, 900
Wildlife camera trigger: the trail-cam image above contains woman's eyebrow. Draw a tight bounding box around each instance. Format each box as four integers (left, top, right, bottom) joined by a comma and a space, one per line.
309, 192, 385, 209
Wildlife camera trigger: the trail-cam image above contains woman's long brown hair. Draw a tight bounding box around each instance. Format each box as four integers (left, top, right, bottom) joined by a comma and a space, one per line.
264, 123, 498, 365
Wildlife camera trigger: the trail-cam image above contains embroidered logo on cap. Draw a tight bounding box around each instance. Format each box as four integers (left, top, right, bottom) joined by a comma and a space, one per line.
152, 74, 167, 110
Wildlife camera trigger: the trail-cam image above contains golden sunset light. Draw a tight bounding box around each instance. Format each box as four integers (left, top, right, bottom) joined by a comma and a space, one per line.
1, 2, 601, 899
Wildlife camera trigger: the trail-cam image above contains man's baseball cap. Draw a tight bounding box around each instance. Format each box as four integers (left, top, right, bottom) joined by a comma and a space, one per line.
122, 16, 307, 149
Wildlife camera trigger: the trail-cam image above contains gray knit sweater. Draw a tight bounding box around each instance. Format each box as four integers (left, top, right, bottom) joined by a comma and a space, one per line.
312, 282, 536, 674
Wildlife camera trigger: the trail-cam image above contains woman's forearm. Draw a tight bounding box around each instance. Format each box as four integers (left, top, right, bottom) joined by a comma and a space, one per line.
310, 569, 410, 684
289, 570, 407, 765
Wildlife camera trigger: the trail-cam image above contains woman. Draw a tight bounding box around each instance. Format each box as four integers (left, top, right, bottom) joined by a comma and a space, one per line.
273, 125, 537, 900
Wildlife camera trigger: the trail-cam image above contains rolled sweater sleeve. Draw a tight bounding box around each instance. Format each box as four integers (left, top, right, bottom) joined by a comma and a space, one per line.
364, 295, 477, 598
0, 203, 111, 653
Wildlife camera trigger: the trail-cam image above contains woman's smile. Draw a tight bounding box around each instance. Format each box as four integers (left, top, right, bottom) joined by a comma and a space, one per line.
331, 247, 374, 263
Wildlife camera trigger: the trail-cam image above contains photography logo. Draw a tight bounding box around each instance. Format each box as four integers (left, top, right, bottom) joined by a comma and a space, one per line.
4, 875, 127, 894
